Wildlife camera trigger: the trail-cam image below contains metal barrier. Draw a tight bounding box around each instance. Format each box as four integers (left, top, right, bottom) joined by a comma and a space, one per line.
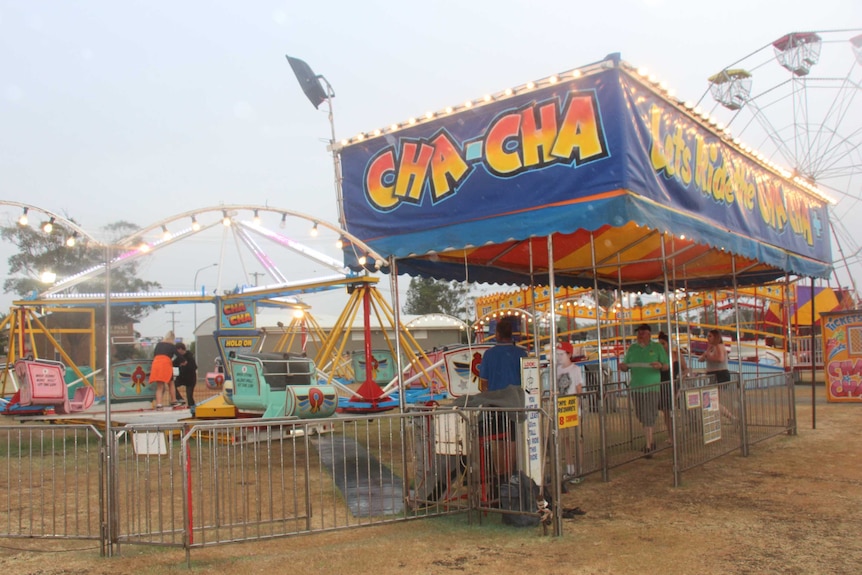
563, 369, 795, 485
675, 374, 744, 476
674, 371, 795, 482
106, 413, 452, 553
0, 424, 104, 545
741, 372, 797, 445
0, 375, 796, 556
112, 422, 189, 550
109, 407, 550, 556
559, 380, 665, 482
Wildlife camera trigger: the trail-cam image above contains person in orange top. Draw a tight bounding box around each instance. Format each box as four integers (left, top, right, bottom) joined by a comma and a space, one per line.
149, 331, 177, 409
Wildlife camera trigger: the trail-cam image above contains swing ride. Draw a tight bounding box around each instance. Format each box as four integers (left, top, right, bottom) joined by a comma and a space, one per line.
0, 203, 450, 423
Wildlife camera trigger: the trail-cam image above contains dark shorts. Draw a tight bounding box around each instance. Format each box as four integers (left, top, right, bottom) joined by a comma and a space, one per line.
632, 390, 660, 427
708, 369, 731, 384
658, 381, 676, 411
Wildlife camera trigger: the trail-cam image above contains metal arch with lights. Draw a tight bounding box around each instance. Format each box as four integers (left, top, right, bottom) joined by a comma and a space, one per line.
39, 205, 386, 298
1, 200, 100, 246
403, 313, 470, 331
113, 204, 384, 263
3, 202, 443, 421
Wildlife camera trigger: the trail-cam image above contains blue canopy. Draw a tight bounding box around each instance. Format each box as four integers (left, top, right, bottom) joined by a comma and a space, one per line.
338, 56, 832, 290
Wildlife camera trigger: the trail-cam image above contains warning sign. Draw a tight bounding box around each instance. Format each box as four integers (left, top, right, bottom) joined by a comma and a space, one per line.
557, 396, 579, 429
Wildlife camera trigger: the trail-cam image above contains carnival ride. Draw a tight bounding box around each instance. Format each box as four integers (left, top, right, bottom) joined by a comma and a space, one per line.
4, 33, 859, 425
472, 281, 855, 366
227, 351, 338, 419
703, 29, 862, 299
0, 202, 448, 422
335, 48, 843, 531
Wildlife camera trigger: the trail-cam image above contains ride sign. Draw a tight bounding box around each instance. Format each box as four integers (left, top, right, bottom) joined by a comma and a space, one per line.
557, 396, 579, 429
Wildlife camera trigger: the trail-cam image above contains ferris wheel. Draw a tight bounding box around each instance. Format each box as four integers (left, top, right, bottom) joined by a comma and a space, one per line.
701, 29, 862, 294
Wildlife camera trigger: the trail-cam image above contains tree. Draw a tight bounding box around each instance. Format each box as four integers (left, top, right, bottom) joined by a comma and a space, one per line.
1, 219, 161, 324
402, 277, 469, 317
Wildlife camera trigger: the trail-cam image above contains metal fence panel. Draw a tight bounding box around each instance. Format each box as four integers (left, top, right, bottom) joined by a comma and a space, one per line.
0, 424, 103, 542
743, 372, 796, 445
113, 423, 188, 548
0, 376, 797, 555
676, 375, 744, 473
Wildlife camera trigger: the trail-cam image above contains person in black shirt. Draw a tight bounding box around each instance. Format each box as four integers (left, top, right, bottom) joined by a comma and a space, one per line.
172, 342, 198, 407
658, 331, 689, 446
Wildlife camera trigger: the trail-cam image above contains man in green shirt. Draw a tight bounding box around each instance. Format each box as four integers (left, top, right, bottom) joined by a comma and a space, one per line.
620, 324, 669, 455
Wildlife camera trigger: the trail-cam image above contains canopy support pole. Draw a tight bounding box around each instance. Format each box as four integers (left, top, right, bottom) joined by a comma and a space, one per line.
661, 235, 682, 487
785, 274, 798, 435
590, 233, 609, 482
528, 243, 540, 355
732, 256, 750, 456
389, 258, 405, 413
545, 235, 563, 537
810, 276, 817, 429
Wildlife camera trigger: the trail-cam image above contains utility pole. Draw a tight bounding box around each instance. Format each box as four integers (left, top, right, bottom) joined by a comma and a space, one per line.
249, 272, 265, 287
166, 311, 181, 334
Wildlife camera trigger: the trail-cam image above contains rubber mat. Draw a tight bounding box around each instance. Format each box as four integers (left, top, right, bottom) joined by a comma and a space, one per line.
313, 435, 404, 517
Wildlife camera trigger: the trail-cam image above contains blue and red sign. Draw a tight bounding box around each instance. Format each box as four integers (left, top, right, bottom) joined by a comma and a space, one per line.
219, 300, 256, 330
339, 64, 831, 280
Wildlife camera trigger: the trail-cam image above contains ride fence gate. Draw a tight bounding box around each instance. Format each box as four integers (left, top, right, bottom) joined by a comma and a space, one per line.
0, 408, 549, 562
0, 377, 796, 560
560, 370, 797, 485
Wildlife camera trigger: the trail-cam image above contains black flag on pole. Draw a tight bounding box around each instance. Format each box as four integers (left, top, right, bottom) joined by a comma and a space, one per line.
286, 55, 329, 109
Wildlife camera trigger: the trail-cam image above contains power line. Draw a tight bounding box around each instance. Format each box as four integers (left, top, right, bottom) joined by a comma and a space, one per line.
166, 311, 181, 334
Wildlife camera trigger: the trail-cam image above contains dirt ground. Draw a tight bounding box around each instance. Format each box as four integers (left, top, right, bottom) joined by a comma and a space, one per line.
1, 391, 860, 575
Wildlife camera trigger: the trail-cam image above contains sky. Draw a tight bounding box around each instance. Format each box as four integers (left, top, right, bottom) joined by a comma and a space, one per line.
1, 0, 861, 341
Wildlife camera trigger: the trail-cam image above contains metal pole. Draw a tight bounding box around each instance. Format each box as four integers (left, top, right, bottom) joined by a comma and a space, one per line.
321, 80, 346, 230
529, 244, 540, 355
166, 311, 181, 334
389, 258, 405, 413
387, 256, 410, 537
660, 235, 682, 486
590, 233, 609, 482
810, 276, 817, 429
545, 234, 563, 536
786, 274, 798, 436
103, 245, 114, 556
732, 255, 749, 456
